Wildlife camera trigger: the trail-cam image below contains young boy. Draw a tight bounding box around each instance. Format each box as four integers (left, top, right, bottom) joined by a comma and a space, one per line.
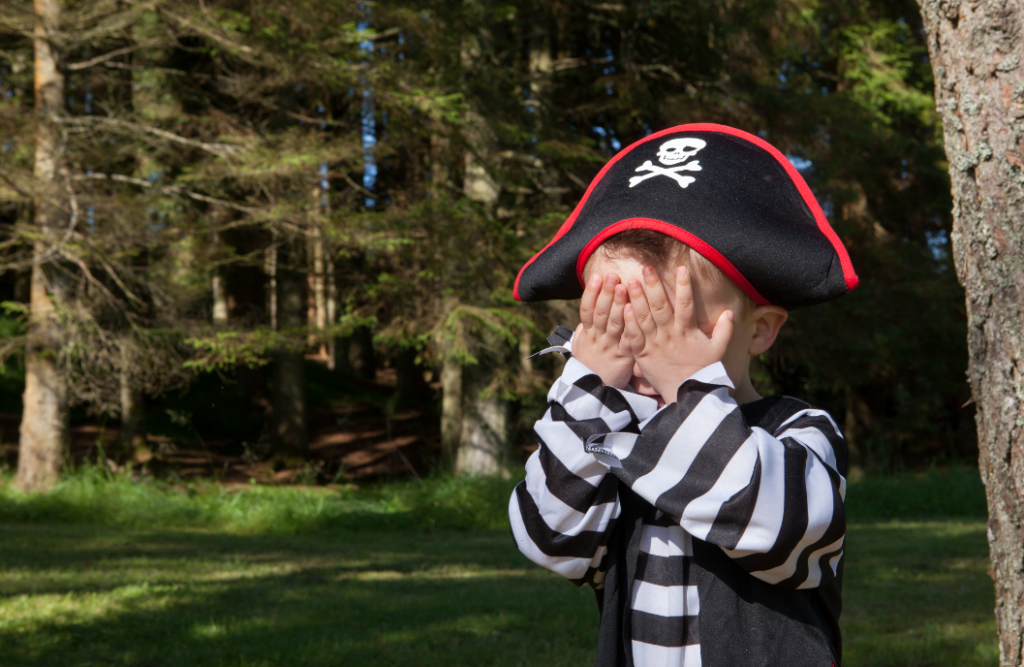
508, 124, 857, 667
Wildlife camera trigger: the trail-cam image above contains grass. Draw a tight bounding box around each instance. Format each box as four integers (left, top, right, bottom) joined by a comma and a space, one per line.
0, 467, 998, 666
0, 465, 519, 533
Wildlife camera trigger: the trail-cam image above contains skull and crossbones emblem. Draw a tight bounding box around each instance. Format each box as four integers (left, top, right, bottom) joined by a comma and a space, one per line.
629, 138, 707, 189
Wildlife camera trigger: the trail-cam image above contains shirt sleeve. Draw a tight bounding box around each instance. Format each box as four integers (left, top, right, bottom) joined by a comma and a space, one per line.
584, 362, 847, 590
509, 353, 660, 588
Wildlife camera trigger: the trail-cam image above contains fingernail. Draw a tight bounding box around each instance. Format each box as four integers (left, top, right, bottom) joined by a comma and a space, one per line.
605, 274, 617, 286
589, 274, 602, 287
678, 266, 688, 279
726, 310, 734, 321
643, 266, 655, 279
628, 279, 641, 291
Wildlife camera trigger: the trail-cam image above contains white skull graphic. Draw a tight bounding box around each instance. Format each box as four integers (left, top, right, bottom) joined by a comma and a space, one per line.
656, 138, 706, 166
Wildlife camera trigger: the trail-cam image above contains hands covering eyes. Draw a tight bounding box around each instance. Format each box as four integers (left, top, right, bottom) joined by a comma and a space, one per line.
572, 273, 634, 389
571, 266, 734, 403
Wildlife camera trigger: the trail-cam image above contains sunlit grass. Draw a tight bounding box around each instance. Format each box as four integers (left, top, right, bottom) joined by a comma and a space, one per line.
0, 520, 997, 667
0, 524, 598, 666
0, 464, 519, 533
0, 467, 998, 666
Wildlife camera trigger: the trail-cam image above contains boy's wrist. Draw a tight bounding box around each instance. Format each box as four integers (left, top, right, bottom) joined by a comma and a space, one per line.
570, 345, 633, 389
645, 360, 734, 402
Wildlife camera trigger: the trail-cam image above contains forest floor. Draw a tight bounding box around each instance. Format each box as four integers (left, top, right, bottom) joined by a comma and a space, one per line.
0, 469, 998, 667
0, 366, 467, 484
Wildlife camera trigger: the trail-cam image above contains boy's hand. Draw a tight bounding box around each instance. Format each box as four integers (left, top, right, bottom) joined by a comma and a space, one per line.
572, 272, 634, 389
622, 266, 734, 402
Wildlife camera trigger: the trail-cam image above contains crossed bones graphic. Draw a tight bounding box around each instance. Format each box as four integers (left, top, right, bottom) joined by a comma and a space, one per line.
628, 159, 703, 189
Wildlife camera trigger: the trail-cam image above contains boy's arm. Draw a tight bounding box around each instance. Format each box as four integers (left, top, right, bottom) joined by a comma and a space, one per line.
510, 352, 659, 588
586, 362, 846, 590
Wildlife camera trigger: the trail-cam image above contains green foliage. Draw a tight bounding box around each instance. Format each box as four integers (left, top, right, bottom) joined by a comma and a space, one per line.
184, 316, 376, 371
0, 465, 521, 534
0, 0, 969, 471
839, 20, 937, 126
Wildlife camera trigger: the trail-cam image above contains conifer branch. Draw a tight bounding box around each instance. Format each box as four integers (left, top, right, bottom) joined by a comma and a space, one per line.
62, 117, 239, 158
66, 38, 169, 71
72, 173, 259, 214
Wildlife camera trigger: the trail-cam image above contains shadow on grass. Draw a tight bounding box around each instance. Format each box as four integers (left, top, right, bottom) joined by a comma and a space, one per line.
0, 520, 999, 667
0, 524, 598, 667
842, 521, 997, 667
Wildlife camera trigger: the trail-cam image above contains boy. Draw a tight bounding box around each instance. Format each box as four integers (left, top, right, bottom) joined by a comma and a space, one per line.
508, 124, 857, 667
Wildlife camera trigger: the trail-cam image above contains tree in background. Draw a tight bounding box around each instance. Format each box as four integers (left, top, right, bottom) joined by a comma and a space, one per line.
0, 0, 973, 483
916, 0, 1024, 662
15, 0, 69, 492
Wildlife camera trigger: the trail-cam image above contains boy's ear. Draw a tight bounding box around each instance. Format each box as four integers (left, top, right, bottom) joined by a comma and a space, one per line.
748, 306, 788, 356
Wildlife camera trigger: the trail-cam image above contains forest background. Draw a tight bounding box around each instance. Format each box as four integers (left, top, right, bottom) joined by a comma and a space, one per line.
0, 0, 971, 488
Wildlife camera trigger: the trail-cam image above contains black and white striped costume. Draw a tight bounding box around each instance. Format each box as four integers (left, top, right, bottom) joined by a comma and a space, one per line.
509, 332, 847, 667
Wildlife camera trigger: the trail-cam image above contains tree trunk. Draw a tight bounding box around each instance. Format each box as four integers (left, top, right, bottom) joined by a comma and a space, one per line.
455, 31, 505, 472
456, 363, 508, 475
440, 351, 462, 465
345, 327, 376, 380
271, 240, 307, 454
917, 1, 1024, 663
212, 231, 228, 326
265, 238, 277, 331
16, 0, 69, 492
396, 347, 430, 401
325, 252, 337, 371
309, 223, 328, 354
119, 348, 146, 454
462, 109, 499, 211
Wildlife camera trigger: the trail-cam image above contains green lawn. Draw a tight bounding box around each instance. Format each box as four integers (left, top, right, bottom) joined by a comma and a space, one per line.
0, 469, 999, 666
0, 520, 996, 666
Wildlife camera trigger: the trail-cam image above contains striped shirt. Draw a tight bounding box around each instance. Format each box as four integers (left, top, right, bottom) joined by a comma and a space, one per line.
509, 341, 847, 667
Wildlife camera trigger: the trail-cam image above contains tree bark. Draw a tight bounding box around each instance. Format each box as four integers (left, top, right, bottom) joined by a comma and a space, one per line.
456, 362, 508, 475
119, 345, 146, 454
917, 1, 1024, 663
440, 351, 463, 465
16, 0, 70, 492
265, 238, 277, 331
271, 240, 307, 454
212, 231, 228, 326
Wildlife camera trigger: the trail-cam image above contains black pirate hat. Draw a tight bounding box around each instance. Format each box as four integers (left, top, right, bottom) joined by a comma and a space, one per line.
513, 123, 858, 309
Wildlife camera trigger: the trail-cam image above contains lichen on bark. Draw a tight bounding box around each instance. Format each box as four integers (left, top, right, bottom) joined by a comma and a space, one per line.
917, 0, 1024, 662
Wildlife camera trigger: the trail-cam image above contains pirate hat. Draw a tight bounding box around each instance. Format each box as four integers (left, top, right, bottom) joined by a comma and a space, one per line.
513, 123, 858, 309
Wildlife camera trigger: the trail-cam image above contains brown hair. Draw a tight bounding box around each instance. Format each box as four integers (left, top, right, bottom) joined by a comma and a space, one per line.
583, 228, 757, 316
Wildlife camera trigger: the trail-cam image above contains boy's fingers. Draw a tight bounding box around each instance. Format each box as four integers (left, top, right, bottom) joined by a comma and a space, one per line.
710, 309, 735, 354
626, 279, 658, 337
642, 266, 673, 328
674, 266, 698, 330
622, 303, 646, 355
579, 273, 602, 327
606, 283, 628, 338
618, 331, 632, 356
592, 273, 619, 332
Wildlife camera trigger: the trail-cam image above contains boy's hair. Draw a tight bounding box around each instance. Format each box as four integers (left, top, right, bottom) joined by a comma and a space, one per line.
584, 228, 758, 317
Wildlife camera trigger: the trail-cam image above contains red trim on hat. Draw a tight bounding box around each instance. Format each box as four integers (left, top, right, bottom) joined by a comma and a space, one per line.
576, 219, 770, 306
684, 124, 859, 293
513, 125, 687, 301
512, 123, 859, 302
